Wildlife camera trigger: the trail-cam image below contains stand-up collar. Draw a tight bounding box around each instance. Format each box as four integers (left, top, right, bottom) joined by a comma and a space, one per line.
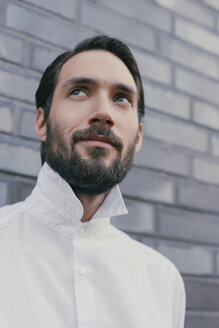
25, 163, 128, 235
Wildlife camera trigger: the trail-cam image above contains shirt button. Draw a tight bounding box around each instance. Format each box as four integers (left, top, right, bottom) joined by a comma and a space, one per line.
80, 267, 87, 275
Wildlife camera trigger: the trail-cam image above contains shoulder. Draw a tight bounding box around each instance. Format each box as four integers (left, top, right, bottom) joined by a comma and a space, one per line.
107, 224, 186, 325
108, 223, 182, 277
0, 201, 26, 228
109, 224, 185, 296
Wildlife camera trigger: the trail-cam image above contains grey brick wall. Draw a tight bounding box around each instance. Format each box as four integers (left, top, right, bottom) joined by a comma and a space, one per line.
1, 0, 219, 326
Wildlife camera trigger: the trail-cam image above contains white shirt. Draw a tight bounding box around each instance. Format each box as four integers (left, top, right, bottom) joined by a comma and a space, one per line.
0, 163, 185, 328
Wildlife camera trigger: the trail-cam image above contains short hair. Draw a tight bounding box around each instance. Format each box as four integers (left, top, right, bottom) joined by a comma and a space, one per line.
35, 35, 145, 123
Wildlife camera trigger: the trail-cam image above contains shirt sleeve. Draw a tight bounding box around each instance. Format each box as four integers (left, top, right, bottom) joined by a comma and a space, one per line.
172, 269, 186, 328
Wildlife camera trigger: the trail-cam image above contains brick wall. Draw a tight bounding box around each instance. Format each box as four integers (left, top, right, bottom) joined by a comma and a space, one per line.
0, 0, 219, 326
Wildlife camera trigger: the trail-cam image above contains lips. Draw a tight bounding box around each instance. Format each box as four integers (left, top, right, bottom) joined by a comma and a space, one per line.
85, 134, 113, 144
72, 127, 123, 152
80, 134, 114, 149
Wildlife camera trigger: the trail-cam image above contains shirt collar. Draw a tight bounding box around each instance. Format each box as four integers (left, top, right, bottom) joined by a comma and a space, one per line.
25, 162, 127, 234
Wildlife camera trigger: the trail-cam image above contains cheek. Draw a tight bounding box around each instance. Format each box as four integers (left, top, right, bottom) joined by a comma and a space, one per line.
120, 114, 139, 141
51, 103, 86, 134
51, 98, 85, 121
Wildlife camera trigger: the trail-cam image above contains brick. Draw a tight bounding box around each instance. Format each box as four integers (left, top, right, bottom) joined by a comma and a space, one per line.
0, 142, 41, 177
175, 68, 219, 106
0, 106, 13, 133
0, 181, 8, 206
193, 101, 219, 129
19, 110, 37, 140
193, 157, 219, 185
178, 181, 219, 212
160, 36, 219, 79
133, 50, 172, 85
216, 251, 219, 274
30, 45, 62, 72
186, 279, 219, 311
157, 240, 213, 274
0, 31, 24, 64
203, 0, 219, 11
24, 0, 77, 20
0, 69, 38, 103
100, 0, 171, 32
185, 313, 219, 328
144, 83, 190, 119
145, 113, 208, 152
134, 140, 190, 176
156, 0, 214, 28
10, 180, 35, 204
111, 198, 154, 233
175, 18, 219, 56
80, 1, 156, 52
5, 3, 89, 48
138, 236, 157, 249
120, 167, 174, 203
0, 0, 7, 25
159, 207, 219, 244
211, 135, 219, 157
216, 20, 219, 34
30, 29, 95, 71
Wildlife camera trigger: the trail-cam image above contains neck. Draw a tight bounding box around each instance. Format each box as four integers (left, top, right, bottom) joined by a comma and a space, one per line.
74, 190, 110, 222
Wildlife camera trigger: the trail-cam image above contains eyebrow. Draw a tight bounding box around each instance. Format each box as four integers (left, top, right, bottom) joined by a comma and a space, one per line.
114, 83, 137, 96
62, 77, 97, 90
62, 76, 137, 96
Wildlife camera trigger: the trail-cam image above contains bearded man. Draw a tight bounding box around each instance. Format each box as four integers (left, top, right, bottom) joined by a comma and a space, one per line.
0, 35, 185, 327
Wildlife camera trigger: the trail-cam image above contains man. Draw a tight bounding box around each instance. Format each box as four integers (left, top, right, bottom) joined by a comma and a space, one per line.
0, 35, 185, 327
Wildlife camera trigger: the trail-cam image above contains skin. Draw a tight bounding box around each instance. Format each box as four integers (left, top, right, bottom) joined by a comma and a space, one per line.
35, 50, 143, 222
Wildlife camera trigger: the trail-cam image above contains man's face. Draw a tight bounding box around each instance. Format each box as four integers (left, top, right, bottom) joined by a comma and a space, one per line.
36, 50, 143, 194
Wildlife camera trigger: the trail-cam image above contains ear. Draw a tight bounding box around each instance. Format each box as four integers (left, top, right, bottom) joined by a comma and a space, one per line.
135, 123, 143, 153
35, 108, 47, 142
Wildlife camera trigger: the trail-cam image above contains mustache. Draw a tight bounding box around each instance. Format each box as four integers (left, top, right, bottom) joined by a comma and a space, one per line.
72, 125, 123, 151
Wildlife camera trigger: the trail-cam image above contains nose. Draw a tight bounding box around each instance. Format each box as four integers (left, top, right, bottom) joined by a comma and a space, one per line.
88, 96, 115, 128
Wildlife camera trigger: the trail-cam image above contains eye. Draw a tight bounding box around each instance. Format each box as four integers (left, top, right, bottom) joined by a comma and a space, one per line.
114, 94, 131, 104
69, 88, 88, 97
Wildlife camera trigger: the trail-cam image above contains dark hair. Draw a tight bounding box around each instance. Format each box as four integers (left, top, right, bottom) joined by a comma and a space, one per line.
35, 35, 145, 122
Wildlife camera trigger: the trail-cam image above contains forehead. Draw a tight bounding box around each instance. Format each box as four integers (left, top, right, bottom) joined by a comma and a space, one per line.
57, 50, 137, 90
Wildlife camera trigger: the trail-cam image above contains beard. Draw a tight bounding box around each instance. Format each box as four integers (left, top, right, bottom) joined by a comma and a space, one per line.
42, 120, 138, 195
